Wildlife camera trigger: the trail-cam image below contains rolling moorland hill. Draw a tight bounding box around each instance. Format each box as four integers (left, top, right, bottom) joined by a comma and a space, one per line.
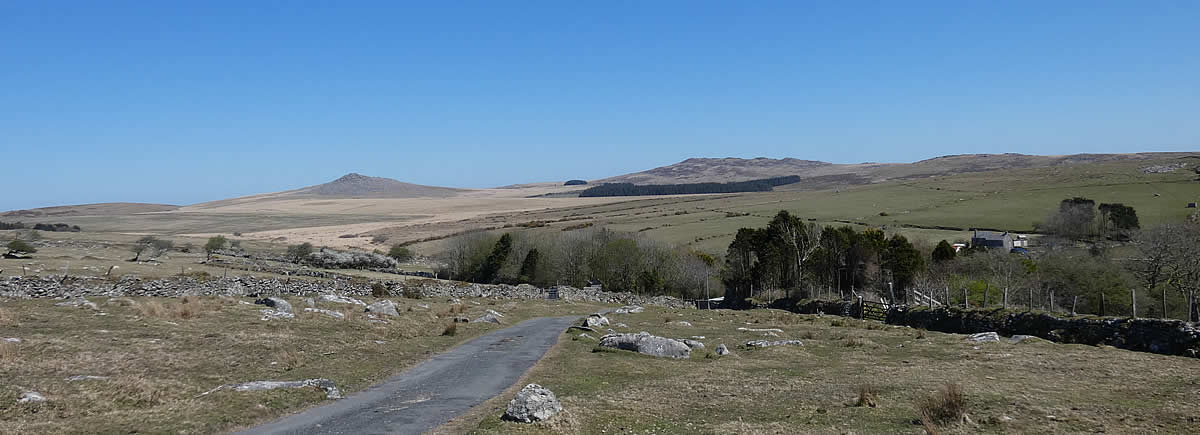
0, 202, 180, 218
598, 152, 1199, 187
289, 173, 467, 198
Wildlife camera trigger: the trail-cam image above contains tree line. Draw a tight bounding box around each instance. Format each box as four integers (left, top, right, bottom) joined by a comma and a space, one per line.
437, 228, 717, 298
0, 221, 81, 232
578, 176, 802, 197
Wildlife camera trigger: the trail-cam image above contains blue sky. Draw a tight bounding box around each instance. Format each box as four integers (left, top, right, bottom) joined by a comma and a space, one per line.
2, 1, 1197, 210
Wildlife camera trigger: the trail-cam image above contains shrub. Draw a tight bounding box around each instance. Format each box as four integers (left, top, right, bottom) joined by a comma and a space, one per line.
916, 383, 967, 427
442, 323, 458, 336
371, 283, 389, 297
204, 236, 227, 258
372, 234, 390, 244
6, 240, 36, 254
307, 249, 398, 270
854, 383, 878, 407
232, 232, 243, 237
286, 242, 314, 262
402, 287, 423, 299
388, 245, 413, 262
879, 211, 889, 216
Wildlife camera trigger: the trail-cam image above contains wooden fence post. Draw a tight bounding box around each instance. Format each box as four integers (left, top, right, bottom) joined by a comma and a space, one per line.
984, 282, 990, 308
1131, 288, 1137, 319
1072, 296, 1078, 316
1100, 293, 1106, 317
1049, 289, 1054, 313
1029, 287, 1034, 311
1003, 287, 1009, 310
858, 296, 864, 320
963, 287, 969, 309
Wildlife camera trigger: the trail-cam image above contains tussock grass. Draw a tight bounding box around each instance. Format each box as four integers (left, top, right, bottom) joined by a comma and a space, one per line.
853, 383, 878, 408
0, 307, 17, 326
135, 297, 224, 319
0, 341, 17, 362
916, 382, 967, 428
442, 323, 457, 336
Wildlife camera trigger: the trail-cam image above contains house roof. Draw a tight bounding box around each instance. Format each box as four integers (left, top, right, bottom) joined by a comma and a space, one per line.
973, 230, 1011, 241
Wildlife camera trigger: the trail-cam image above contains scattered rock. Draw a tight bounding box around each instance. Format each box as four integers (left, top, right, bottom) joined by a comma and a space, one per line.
453, 316, 470, 323
66, 375, 109, 382
416, 303, 430, 309
254, 297, 293, 314
967, 332, 1001, 343
599, 332, 691, 359
690, 336, 706, 339
304, 298, 316, 308
676, 338, 705, 349
615, 323, 629, 328
364, 300, 399, 317
260, 309, 295, 321
473, 313, 502, 324
614, 305, 644, 314
303, 307, 346, 320
737, 327, 783, 333
55, 297, 98, 310
317, 294, 366, 306
486, 309, 506, 318
503, 383, 563, 423
3, 337, 20, 343
745, 339, 804, 348
715, 344, 731, 356
567, 325, 596, 333
577, 333, 595, 341
18, 392, 46, 403
1009, 334, 1038, 344
583, 313, 610, 328
199, 378, 343, 400
763, 331, 780, 337
673, 321, 693, 327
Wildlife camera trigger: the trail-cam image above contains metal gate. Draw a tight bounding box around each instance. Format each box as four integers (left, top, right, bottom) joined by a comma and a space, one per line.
860, 300, 889, 322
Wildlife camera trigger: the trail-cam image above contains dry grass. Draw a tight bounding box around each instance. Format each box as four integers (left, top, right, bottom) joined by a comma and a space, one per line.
854, 383, 878, 408
0, 307, 17, 327
916, 382, 967, 428
0, 296, 603, 434
0, 341, 17, 362
442, 323, 458, 336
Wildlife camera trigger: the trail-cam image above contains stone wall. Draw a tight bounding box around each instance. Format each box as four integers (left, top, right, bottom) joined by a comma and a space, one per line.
0, 275, 691, 309
778, 298, 1200, 358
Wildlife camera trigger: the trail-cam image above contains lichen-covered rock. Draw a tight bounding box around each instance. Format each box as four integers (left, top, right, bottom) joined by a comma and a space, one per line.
473, 313, 502, 324
317, 294, 366, 306
715, 344, 731, 355
503, 384, 563, 423
583, 313, 609, 328
18, 392, 46, 403
676, 338, 705, 349
303, 307, 346, 319
364, 300, 399, 317
255, 297, 293, 314
614, 305, 644, 314
967, 332, 1000, 343
200, 378, 343, 400
599, 332, 691, 359
745, 339, 803, 348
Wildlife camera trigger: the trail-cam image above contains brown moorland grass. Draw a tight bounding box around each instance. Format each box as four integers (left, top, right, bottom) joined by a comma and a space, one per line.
445, 307, 1200, 434
0, 295, 605, 434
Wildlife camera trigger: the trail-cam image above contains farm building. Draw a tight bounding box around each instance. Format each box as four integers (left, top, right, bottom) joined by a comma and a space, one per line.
971, 230, 1015, 250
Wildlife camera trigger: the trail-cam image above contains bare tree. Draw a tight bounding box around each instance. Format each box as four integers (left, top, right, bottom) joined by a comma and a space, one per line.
1129, 225, 1176, 318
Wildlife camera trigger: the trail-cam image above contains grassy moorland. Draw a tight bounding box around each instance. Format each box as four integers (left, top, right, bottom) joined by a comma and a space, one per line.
446, 306, 1200, 434
0, 295, 605, 434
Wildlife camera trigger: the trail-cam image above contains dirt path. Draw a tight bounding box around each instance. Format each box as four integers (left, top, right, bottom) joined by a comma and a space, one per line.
235, 316, 577, 435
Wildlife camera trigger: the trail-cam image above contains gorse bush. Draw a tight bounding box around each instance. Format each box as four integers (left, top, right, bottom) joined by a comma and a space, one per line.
6, 240, 36, 254
307, 249, 398, 270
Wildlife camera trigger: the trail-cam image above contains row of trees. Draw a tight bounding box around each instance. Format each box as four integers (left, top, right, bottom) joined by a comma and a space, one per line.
438, 228, 717, 298
0, 221, 81, 232
579, 176, 802, 197
1039, 197, 1139, 240
722, 211, 926, 303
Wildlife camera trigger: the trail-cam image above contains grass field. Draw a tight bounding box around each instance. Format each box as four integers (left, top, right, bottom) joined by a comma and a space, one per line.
0, 295, 606, 434
446, 306, 1200, 434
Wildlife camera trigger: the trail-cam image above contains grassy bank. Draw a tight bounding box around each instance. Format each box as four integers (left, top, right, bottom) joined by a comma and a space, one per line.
453, 307, 1200, 434
0, 295, 604, 434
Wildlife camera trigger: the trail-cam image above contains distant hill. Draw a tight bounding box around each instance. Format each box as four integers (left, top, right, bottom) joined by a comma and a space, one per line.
1, 202, 179, 218
289, 173, 466, 198
598, 152, 1200, 187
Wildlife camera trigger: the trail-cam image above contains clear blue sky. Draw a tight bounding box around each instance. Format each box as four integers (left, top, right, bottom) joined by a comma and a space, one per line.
2, 1, 1197, 210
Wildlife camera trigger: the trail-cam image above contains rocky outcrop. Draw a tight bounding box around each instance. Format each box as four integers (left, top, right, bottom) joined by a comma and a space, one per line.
364, 300, 399, 317
503, 384, 562, 423
745, 339, 804, 348
715, 344, 731, 356
255, 297, 293, 314
599, 332, 691, 359
199, 378, 343, 400
967, 332, 1000, 343
582, 313, 609, 328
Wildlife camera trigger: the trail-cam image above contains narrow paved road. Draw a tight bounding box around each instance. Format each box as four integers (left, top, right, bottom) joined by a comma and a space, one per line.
236, 316, 577, 435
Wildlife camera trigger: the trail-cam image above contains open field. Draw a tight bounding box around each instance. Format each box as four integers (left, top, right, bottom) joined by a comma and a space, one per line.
5, 156, 1197, 259
447, 306, 1200, 434
0, 295, 606, 434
